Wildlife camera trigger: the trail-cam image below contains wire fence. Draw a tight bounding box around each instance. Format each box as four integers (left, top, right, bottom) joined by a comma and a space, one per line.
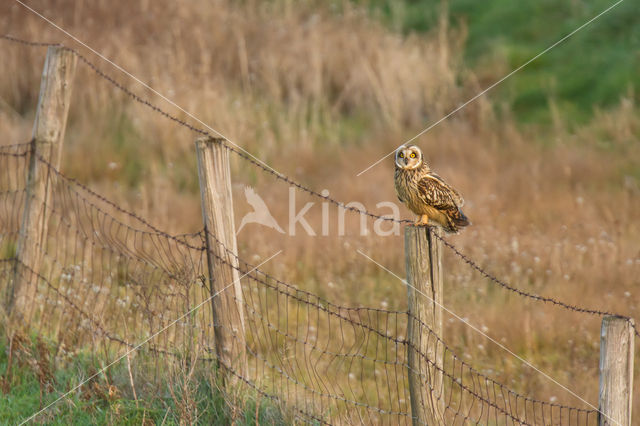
2, 34, 635, 335
0, 34, 636, 424
0, 141, 602, 425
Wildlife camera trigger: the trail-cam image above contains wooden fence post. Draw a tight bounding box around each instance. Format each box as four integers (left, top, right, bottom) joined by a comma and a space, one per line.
195, 136, 248, 383
599, 316, 634, 426
405, 225, 445, 425
7, 46, 77, 319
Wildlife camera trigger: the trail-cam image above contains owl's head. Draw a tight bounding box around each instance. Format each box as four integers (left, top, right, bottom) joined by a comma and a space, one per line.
395, 145, 423, 170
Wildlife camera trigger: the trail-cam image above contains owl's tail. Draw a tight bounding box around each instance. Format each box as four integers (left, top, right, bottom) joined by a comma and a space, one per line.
445, 208, 470, 233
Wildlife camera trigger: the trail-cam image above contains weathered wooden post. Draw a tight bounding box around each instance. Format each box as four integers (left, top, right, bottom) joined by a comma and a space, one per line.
7, 46, 77, 320
195, 136, 248, 383
599, 316, 634, 426
405, 225, 445, 425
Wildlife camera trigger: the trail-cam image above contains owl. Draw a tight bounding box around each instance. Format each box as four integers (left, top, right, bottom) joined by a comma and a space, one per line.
394, 145, 470, 233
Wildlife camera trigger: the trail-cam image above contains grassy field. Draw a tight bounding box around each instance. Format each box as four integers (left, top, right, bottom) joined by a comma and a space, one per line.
365, 0, 640, 124
1, 0, 639, 422
0, 331, 287, 424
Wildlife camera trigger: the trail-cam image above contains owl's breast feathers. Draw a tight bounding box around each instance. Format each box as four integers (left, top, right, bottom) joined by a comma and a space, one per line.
394, 166, 470, 233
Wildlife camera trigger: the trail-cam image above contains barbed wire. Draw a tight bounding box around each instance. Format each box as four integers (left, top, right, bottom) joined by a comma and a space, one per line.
0, 148, 603, 424
0, 149, 619, 415
10, 157, 600, 423
203, 228, 597, 416
72, 41, 409, 225
0, 34, 60, 48
4, 252, 599, 425
211, 304, 595, 425
6, 266, 327, 425
0, 33, 635, 423
2, 33, 637, 340
0, 34, 410, 225
35, 153, 206, 250
8, 257, 142, 350
433, 232, 640, 339
3, 32, 637, 340
16, 244, 586, 424
0, 140, 35, 151
216, 143, 412, 224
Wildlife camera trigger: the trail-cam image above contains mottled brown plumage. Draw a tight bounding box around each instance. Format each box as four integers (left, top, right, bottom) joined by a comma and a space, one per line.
394, 145, 470, 233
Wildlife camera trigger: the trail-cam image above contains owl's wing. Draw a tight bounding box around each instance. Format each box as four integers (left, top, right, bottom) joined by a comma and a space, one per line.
417, 173, 464, 209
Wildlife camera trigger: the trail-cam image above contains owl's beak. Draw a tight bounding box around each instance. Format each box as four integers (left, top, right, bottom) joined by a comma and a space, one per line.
403, 157, 409, 165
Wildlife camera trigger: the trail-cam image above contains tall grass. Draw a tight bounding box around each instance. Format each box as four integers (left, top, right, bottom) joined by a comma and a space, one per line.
364, 0, 640, 124
1, 0, 639, 419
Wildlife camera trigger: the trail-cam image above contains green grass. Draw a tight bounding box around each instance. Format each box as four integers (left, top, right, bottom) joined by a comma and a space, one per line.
361, 0, 640, 125
0, 332, 289, 425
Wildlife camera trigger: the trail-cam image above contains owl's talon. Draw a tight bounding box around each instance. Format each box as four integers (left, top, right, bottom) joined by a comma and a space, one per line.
414, 215, 429, 226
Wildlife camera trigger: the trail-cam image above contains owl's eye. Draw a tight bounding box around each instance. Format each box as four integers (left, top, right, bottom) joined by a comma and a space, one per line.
410, 153, 416, 158
399, 153, 404, 158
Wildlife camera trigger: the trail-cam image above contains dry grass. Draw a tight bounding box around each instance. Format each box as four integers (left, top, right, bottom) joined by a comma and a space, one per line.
1, 0, 639, 418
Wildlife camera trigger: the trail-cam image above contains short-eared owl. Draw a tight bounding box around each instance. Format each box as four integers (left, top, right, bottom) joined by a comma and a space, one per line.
394, 145, 470, 233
